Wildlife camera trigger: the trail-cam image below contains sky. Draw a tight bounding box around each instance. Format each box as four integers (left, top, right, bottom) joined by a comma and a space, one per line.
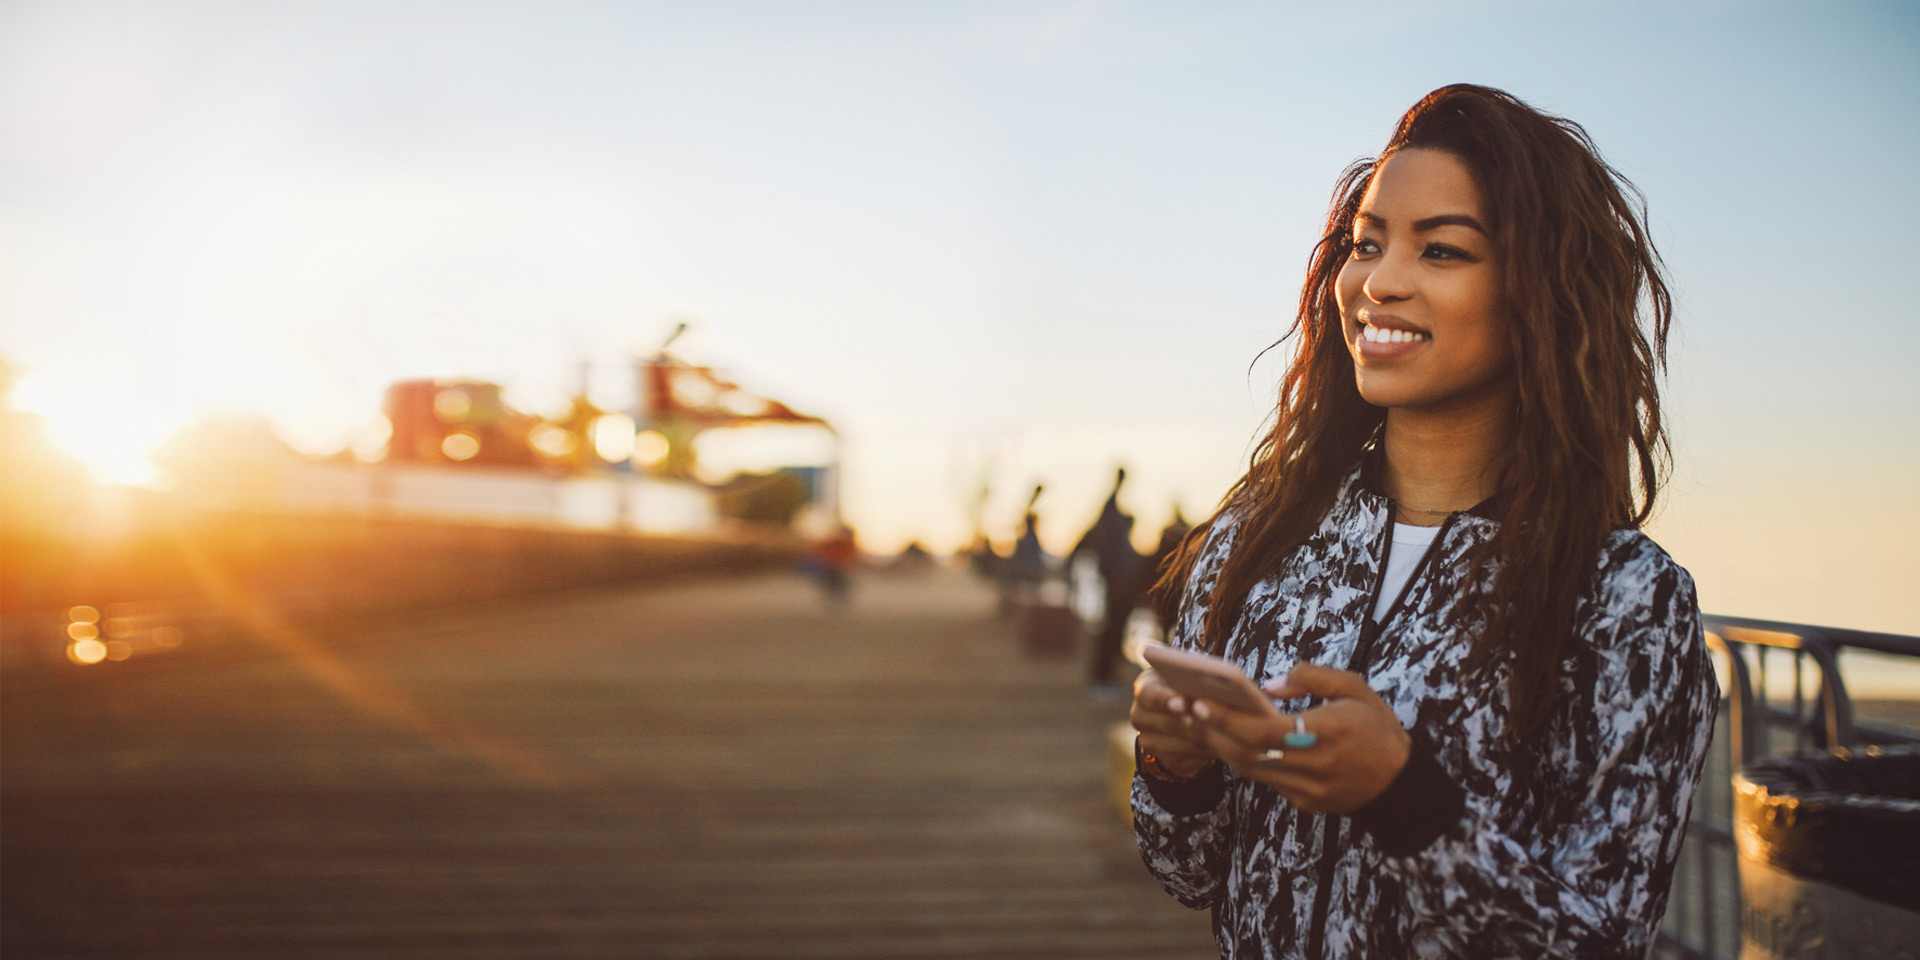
1, 0, 1916, 636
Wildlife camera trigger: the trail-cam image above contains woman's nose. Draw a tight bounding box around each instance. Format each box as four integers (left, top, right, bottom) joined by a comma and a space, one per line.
1362, 251, 1415, 303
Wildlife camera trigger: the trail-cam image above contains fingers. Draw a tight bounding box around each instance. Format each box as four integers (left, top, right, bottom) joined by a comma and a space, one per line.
1135, 671, 1217, 772
1197, 693, 1410, 815
1189, 698, 1283, 745
1132, 707, 1204, 746
1146, 661, 1404, 815
1131, 669, 1208, 748
1189, 703, 1291, 762
1190, 718, 1268, 768
1261, 663, 1379, 703
1189, 699, 1350, 777
1189, 726, 1333, 811
1281, 663, 1376, 700
1132, 669, 1186, 713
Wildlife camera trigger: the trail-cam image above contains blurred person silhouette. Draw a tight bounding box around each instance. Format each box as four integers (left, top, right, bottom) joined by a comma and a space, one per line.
805, 523, 860, 611
1128, 85, 1715, 959
999, 484, 1048, 617
965, 475, 998, 582
1073, 467, 1146, 694
967, 535, 1000, 581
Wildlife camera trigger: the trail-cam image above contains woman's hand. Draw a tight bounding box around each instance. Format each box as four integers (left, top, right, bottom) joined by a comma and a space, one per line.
1188, 663, 1410, 814
1130, 668, 1219, 780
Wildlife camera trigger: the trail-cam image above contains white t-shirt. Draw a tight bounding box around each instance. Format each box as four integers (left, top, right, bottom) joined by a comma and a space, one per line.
1371, 521, 1443, 622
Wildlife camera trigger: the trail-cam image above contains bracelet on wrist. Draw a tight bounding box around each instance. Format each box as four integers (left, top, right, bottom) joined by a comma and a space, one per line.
1136, 735, 1204, 782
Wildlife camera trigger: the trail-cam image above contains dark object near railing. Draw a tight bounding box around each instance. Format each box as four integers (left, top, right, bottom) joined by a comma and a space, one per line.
1655, 617, 1920, 960
1735, 746, 1920, 919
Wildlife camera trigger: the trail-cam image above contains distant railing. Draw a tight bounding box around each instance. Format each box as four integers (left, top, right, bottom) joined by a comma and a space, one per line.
1654, 617, 1920, 960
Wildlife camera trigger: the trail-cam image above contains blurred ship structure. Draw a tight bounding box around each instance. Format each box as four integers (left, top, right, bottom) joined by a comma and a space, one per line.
631, 337, 839, 536
156, 345, 838, 538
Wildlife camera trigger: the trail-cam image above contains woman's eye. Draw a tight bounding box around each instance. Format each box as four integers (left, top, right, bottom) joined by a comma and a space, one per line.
1423, 243, 1471, 261
1350, 239, 1380, 257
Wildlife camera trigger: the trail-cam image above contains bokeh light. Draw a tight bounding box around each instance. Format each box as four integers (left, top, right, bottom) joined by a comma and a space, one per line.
592, 415, 635, 463
433, 390, 473, 423
529, 423, 577, 458
633, 430, 670, 468
441, 432, 481, 461
67, 639, 108, 665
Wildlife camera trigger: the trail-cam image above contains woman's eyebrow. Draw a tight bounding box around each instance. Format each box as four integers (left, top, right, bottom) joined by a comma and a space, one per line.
1413, 213, 1488, 234
1356, 211, 1488, 234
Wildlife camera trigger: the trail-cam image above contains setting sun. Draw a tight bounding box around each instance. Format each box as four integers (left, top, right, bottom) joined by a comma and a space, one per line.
9, 368, 187, 487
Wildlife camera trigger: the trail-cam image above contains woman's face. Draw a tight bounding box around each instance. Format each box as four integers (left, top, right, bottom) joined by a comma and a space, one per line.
1336, 148, 1513, 415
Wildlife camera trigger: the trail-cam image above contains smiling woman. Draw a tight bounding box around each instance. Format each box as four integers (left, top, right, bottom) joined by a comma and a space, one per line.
1127, 85, 1715, 960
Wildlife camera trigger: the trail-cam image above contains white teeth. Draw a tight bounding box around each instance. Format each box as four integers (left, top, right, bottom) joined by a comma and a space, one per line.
1361, 324, 1428, 344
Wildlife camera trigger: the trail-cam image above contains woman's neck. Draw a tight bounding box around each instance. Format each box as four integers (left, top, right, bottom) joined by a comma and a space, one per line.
1380, 398, 1513, 526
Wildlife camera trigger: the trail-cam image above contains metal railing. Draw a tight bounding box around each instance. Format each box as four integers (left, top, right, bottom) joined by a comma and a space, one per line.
1653, 617, 1920, 960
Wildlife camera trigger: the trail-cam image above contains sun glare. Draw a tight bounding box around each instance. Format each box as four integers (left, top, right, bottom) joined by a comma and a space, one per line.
11, 369, 186, 486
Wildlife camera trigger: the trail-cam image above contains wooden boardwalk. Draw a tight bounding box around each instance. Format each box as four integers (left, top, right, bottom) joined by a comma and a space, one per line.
2, 568, 1216, 959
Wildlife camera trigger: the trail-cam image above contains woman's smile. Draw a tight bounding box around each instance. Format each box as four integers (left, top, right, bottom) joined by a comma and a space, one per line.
1354, 311, 1432, 360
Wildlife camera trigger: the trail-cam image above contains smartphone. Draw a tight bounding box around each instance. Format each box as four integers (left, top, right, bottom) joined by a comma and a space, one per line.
1141, 645, 1279, 716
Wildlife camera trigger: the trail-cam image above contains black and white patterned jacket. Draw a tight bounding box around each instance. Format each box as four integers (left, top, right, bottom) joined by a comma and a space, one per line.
1133, 462, 1717, 959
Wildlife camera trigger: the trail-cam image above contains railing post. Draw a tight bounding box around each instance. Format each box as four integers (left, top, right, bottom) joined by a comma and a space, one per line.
1796, 635, 1855, 749
1706, 632, 1756, 771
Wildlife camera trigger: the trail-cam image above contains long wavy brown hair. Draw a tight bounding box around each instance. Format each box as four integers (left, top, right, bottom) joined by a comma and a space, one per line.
1157, 84, 1673, 739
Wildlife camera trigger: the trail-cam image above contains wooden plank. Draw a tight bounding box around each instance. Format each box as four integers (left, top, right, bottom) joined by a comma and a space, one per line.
3, 569, 1215, 958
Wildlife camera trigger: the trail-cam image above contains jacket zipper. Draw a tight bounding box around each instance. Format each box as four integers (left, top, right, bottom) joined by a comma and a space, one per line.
1300, 508, 1457, 959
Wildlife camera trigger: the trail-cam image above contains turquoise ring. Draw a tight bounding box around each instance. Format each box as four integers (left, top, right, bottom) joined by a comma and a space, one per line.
1281, 716, 1318, 749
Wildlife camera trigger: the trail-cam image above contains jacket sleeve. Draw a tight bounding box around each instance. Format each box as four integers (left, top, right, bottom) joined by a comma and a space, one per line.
1132, 763, 1234, 908
1358, 546, 1718, 958
1130, 514, 1240, 909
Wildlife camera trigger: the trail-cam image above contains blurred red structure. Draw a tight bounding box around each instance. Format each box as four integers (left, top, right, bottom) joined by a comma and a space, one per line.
637, 352, 831, 482
384, 380, 540, 468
